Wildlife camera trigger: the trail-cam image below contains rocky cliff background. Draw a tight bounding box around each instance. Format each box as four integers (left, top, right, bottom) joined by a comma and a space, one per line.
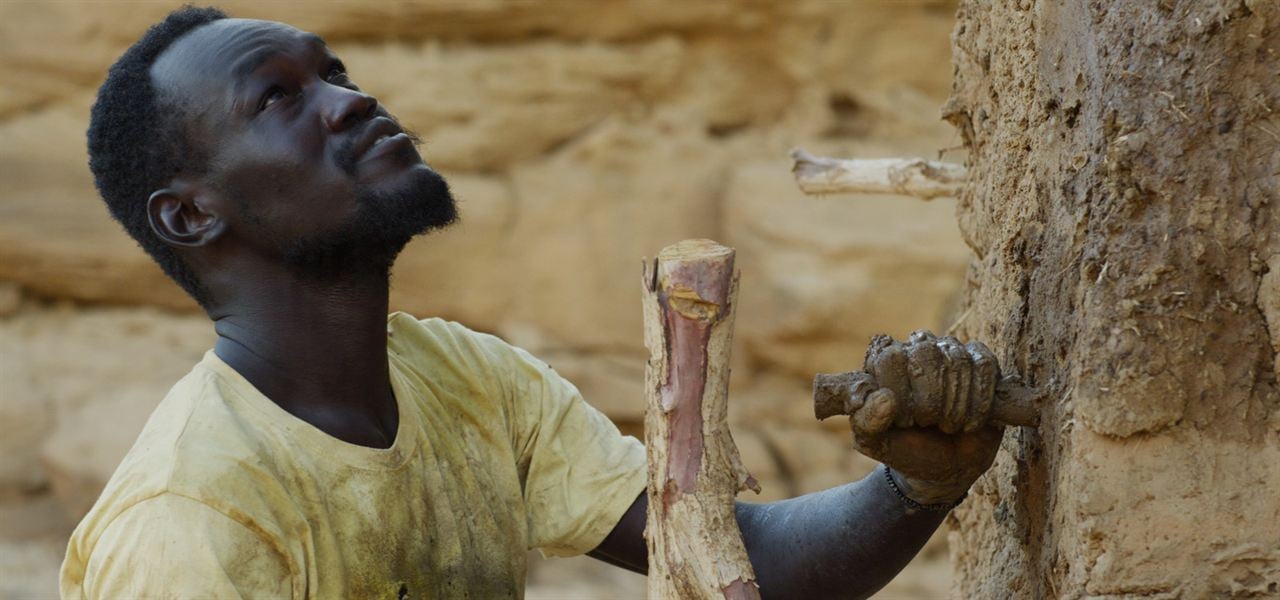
0, 1, 966, 597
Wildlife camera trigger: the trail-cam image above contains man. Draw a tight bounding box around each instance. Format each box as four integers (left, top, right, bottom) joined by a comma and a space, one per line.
62, 7, 1009, 599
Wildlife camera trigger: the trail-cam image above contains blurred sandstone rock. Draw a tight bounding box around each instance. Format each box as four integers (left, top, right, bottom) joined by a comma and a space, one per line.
0, 306, 210, 505
0, 351, 54, 492
728, 369, 835, 432
0, 535, 66, 599
390, 119, 727, 352
1, 3, 962, 596
337, 38, 683, 172
0, 1, 956, 118
0, 90, 198, 310
0, 284, 21, 318
762, 426, 878, 496
493, 120, 725, 349
0, 0, 781, 119
0, 1, 960, 350
41, 384, 160, 518
725, 157, 970, 379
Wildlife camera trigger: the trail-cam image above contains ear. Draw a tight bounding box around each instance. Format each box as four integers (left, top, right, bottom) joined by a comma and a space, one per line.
146, 183, 227, 248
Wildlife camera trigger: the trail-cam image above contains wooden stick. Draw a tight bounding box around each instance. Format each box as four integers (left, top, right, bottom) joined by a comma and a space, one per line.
790, 147, 966, 200
812, 371, 1042, 427
642, 239, 761, 600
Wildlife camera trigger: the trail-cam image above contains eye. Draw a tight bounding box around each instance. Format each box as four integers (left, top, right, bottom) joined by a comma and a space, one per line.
325, 61, 350, 83
259, 86, 288, 111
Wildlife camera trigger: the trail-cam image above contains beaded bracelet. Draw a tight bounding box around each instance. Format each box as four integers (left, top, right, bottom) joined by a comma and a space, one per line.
881, 464, 967, 513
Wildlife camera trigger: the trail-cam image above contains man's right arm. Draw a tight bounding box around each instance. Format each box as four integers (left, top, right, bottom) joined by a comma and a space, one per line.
68, 494, 294, 599
590, 331, 1008, 598
590, 476, 947, 599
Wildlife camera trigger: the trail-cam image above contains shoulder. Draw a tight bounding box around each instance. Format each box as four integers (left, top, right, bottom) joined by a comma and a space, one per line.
84, 362, 247, 499
99, 358, 284, 495
65, 358, 298, 576
387, 312, 514, 358
386, 312, 550, 384
385, 313, 581, 434
62, 492, 295, 599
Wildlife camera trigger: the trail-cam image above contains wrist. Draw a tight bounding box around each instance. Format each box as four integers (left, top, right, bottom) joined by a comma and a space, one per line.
884, 466, 969, 509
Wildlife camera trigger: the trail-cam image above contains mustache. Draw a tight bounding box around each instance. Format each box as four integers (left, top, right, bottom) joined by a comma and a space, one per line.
334, 110, 423, 175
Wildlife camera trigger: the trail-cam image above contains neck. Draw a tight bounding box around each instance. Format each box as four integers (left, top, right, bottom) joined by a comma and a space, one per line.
206, 263, 399, 448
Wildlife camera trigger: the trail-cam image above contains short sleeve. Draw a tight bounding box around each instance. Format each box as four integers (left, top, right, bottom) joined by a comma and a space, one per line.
71, 493, 294, 599
500, 343, 648, 557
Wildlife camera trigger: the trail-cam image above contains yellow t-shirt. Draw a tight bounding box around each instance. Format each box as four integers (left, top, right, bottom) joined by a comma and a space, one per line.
60, 313, 647, 599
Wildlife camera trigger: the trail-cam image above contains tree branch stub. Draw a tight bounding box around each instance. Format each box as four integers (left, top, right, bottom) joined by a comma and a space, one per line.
642, 239, 761, 600
790, 147, 966, 200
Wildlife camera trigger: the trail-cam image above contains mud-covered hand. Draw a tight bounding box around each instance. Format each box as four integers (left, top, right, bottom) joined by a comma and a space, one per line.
849, 330, 1004, 504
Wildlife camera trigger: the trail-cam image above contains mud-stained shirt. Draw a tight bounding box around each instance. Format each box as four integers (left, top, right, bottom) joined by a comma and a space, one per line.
59, 313, 648, 599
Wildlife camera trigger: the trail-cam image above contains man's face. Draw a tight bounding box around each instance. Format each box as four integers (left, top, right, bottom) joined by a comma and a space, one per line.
151, 18, 455, 276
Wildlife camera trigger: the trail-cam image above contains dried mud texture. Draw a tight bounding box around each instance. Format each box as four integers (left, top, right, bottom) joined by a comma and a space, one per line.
944, 0, 1280, 597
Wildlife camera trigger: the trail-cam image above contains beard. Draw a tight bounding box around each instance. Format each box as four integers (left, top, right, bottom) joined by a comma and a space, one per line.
282, 164, 457, 280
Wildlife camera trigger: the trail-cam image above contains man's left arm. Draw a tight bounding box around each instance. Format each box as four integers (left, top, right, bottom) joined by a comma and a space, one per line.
589, 331, 1006, 599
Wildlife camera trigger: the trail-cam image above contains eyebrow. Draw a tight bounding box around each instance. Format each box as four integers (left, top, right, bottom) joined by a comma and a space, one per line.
230, 32, 331, 82
300, 32, 327, 47
231, 46, 277, 82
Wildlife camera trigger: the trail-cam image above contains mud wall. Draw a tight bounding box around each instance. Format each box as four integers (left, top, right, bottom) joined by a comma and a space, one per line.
945, 1, 1280, 597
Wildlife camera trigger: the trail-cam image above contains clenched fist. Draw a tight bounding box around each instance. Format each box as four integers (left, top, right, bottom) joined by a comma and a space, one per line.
848, 331, 1004, 505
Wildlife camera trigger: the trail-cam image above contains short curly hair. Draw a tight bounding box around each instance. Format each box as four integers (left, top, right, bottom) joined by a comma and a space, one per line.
87, 6, 228, 307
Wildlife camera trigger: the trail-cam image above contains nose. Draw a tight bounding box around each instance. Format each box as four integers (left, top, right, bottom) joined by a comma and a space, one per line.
321, 86, 377, 133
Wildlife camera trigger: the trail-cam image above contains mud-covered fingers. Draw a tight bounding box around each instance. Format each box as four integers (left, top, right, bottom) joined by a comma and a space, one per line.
904, 337, 945, 427
965, 341, 999, 432
867, 338, 913, 427
853, 387, 897, 436
846, 376, 878, 414
908, 330, 938, 346
850, 388, 897, 461
864, 334, 895, 364
938, 337, 971, 434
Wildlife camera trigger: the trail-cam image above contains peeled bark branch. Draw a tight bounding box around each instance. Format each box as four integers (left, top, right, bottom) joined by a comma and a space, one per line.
642, 239, 761, 600
790, 148, 966, 200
